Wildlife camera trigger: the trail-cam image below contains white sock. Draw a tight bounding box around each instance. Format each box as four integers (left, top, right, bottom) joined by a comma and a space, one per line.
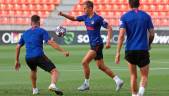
113, 75, 121, 83
50, 83, 56, 87
84, 79, 89, 85
138, 86, 145, 95
132, 94, 137, 96
33, 88, 37, 90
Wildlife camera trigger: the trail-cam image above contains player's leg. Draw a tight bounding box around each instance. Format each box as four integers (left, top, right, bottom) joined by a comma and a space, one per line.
30, 70, 39, 95
82, 50, 96, 79
96, 59, 115, 78
78, 50, 96, 91
50, 68, 59, 84
137, 51, 150, 96
26, 58, 39, 95
138, 64, 149, 96
128, 63, 138, 96
48, 68, 63, 95
96, 59, 123, 91
38, 55, 63, 95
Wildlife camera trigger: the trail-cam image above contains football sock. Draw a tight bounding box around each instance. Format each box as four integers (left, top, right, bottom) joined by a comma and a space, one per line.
84, 79, 89, 85
138, 86, 145, 95
113, 75, 121, 83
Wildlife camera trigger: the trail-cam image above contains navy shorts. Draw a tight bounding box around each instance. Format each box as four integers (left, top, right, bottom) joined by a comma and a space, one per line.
26, 55, 56, 72
125, 50, 150, 68
91, 44, 104, 60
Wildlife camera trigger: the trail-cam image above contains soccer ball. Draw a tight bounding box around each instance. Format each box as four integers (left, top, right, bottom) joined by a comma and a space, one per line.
55, 26, 66, 37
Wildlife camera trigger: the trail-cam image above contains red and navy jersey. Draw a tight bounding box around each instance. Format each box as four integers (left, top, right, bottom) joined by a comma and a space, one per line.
120, 9, 154, 51
18, 27, 51, 58
76, 13, 108, 46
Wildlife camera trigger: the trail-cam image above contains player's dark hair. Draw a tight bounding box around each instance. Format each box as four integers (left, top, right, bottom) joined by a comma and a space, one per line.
84, 0, 93, 9
129, 0, 140, 8
31, 15, 40, 23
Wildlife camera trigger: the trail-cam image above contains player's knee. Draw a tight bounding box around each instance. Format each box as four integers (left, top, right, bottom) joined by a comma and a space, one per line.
50, 68, 58, 74
97, 64, 104, 70
82, 61, 89, 67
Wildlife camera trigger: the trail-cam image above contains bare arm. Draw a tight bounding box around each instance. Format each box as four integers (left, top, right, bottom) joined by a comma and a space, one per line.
59, 12, 77, 21
47, 39, 69, 57
115, 28, 126, 64
148, 28, 155, 49
105, 24, 113, 49
15, 44, 22, 71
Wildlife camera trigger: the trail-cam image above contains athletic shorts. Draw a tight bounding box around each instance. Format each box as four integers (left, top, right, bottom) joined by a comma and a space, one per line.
26, 55, 56, 72
91, 44, 104, 60
125, 50, 150, 68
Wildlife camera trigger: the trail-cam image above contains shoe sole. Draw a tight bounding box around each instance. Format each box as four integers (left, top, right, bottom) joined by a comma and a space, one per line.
78, 87, 90, 91
49, 89, 63, 96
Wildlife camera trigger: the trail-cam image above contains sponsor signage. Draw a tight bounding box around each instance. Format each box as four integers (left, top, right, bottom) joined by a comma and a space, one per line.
0, 30, 169, 44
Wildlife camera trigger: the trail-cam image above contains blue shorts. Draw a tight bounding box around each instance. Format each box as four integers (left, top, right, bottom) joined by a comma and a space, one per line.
91, 44, 104, 60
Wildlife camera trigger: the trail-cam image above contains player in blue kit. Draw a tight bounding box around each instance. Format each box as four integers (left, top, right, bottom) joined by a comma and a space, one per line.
15, 15, 69, 95
115, 0, 155, 96
59, 0, 123, 91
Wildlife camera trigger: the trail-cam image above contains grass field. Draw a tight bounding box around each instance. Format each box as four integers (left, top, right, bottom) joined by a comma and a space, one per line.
0, 44, 169, 96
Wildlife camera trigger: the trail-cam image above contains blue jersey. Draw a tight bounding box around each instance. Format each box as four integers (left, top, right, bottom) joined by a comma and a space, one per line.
18, 27, 51, 58
120, 9, 154, 51
76, 13, 108, 46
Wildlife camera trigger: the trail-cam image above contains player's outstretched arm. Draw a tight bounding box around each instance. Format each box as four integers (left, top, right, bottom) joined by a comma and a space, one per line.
115, 28, 126, 64
58, 11, 77, 21
15, 44, 22, 71
48, 39, 69, 57
105, 24, 113, 49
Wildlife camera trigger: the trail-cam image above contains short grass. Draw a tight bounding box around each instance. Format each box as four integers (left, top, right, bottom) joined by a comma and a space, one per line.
0, 44, 169, 96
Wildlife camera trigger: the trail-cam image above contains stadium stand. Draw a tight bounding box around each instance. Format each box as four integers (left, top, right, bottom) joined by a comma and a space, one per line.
0, 0, 60, 25
63, 0, 169, 27
0, 0, 168, 30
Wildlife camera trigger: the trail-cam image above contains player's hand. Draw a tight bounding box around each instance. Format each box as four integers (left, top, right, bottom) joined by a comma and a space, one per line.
63, 51, 69, 57
105, 42, 111, 49
15, 61, 21, 71
115, 53, 120, 64
58, 11, 63, 16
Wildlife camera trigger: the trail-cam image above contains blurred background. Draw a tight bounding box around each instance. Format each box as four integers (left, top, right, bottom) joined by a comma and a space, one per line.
0, 0, 169, 96
0, 0, 169, 45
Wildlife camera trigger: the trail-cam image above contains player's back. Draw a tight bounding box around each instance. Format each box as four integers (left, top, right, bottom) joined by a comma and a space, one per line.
121, 10, 153, 50
21, 27, 50, 58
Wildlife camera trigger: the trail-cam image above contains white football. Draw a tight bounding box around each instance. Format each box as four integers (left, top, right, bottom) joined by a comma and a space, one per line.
55, 26, 66, 37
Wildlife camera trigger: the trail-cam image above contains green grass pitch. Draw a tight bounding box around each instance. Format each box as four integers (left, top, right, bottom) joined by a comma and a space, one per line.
0, 45, 169, 96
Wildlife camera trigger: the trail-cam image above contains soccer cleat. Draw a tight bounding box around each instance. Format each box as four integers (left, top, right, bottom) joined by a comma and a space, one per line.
48, 84, 63, 96
115, 80, 124, 92
32, 88, 39, 95
77, 83, 90, 91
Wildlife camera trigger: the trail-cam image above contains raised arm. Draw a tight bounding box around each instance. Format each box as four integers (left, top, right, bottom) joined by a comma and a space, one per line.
58, 11, 77, 21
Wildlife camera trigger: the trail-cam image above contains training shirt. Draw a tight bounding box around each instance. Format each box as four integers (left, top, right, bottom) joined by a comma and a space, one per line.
76, 13, 108, 46
120, 9, 154, 51
18, 27, 51, 58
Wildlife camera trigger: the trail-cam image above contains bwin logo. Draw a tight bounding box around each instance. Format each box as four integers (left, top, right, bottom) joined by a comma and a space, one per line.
153, 33, 169, 44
